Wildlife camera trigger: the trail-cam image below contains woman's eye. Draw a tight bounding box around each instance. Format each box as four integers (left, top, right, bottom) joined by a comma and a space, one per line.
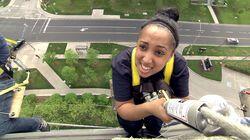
139, 44, 147, 51
155, 50, 166, 56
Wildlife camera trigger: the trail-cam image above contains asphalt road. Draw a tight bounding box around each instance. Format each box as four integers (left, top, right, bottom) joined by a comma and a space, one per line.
1, 18, 250, 45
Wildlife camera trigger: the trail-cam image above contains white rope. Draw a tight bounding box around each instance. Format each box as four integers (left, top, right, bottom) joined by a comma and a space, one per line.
200, 107, 250, 140
48, 122, 113, 129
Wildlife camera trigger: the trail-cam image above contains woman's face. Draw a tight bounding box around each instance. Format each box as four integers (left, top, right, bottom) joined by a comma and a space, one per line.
136, 24, 175, 78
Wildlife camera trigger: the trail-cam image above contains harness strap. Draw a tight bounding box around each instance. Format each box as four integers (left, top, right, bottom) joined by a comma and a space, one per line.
131, 48, 174, 86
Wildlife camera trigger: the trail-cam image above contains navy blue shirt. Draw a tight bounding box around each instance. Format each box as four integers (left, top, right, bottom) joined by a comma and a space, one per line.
112, 47, 189, 102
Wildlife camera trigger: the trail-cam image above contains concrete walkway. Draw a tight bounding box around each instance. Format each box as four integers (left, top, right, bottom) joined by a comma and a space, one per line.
16, 42, 69, 90
207, 5, 219, 24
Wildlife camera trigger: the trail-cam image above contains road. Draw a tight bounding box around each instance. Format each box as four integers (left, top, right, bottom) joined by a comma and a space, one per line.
1, 18, 250, 45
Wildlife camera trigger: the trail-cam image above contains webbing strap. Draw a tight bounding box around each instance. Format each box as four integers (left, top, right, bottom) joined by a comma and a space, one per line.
131, 48, 174, 86
0, 68, 3, 75
164, 55, 174, 85
131, 48, 140, 86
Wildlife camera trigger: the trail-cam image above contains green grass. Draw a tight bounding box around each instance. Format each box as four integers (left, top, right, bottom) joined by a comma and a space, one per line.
46, 43, 67, 54
183, 45, 250, 56
14, 69, 54, 89
90, 43, 129, 54
223, 60, 250, 75
213, 0, 250, 24
187, 60, 222, 81
48, 59, 111, 88
41, 0, 213, 22
0, 0, 10, 7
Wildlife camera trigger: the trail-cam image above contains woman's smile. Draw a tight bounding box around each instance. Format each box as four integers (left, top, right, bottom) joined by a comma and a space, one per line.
140, 63, 152, 74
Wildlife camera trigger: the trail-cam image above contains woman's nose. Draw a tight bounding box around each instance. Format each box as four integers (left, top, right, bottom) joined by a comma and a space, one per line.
142, 52, 153, 65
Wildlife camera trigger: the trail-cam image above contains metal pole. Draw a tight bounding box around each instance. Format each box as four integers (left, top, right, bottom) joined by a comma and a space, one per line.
198, 20, 201, 35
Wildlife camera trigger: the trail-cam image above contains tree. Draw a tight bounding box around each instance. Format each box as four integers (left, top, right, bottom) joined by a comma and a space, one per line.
20, 94, 37, 117
65, 93, 78, 104
43, 51, 56, 64
86, 48, 99, 67
94, 94, 111, 106
81, 93, 94, 103
61, 66, 78, 84
64, 49, 79, 66
104, 69, 112, 83
111, 48, 119, 59
81, 67, 97, 86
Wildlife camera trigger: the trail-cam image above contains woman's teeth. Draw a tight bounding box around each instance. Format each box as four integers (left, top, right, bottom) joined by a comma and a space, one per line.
141, 64, 151, 70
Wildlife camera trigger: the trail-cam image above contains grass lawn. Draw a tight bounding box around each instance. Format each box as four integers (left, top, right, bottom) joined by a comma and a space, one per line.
46, 43, 67, 54
213, 0, 250, 24
187, 60, 222, 81
183, 45, 250, 56
48, 59, 111, 88
41, 0, 213, 22
14, 69, 54, 89
223, 60, 250, 76
0, 0, 10, 7
90, 43, 129, 54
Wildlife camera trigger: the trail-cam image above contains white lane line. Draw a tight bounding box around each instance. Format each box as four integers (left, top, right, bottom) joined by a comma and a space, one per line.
48, 25, 137, 29
196, 30, 205, 32
226, 31, 233, 34
184, 29, 191, 31
211, 30, 219, 33
39, 18, 48, 34
239, 32, 247, 34
43, 18, 51, 33
31, 14, 41, 32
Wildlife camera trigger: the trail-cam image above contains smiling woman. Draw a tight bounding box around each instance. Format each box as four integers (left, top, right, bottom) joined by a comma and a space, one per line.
111, 7, 189, 138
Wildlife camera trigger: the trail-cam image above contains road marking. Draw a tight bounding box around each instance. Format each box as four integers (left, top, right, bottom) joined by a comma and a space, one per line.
48, 25, 137, 29
80, 27, 88, 32
46, 31, 139, 35
39, 18, 48, 34
211, 30, 219, 33
180, 34, 250, 40
43, 18, 51, 33
31, 14, 41, 32
184, 29, 191, 31
226, 31, 233, 34
196, 30, 205, 32
43, 31, 250, 40
239, 32, 247, 34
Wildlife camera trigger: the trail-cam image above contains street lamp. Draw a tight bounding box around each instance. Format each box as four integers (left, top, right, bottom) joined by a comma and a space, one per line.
21, 23, 28, 39
192, 20, 201, 45
198, 20, 201, 35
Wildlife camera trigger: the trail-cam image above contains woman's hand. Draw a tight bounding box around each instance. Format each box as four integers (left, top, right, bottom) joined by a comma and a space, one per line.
147, 98, 172, 122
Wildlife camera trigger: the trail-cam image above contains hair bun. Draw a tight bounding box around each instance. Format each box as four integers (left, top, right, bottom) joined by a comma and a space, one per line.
157, 7, 179, 22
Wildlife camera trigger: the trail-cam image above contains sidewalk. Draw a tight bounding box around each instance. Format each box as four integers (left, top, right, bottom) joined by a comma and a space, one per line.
16, 42, 69, 90
207, 5, 219, 24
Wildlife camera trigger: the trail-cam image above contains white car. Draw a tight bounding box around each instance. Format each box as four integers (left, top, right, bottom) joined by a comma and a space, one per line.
226, 38, 239, 45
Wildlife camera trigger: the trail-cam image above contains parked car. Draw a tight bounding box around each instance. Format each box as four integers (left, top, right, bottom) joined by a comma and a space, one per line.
226, 38, 239, 45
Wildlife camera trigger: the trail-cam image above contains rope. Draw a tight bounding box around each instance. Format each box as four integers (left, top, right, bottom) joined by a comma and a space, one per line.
200, 107, 250, 140
48, 122, 113, 129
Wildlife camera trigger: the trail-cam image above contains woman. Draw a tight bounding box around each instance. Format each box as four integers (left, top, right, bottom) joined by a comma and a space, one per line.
111, 7, 189, 137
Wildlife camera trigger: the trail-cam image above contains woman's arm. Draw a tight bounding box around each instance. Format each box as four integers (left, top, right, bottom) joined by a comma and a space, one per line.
115, 98, 172, 122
